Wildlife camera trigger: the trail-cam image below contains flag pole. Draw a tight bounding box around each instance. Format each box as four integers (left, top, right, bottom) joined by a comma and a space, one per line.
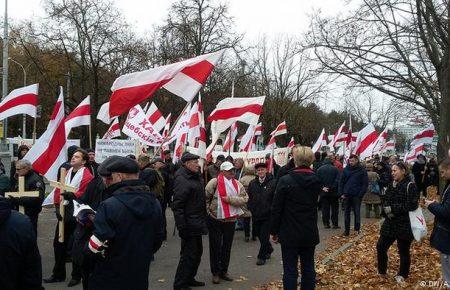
154, 101, 191, 157
32, 117, 37, 144
88, 123, 93, 148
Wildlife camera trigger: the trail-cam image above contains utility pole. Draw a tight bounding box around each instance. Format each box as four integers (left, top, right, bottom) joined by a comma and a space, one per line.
2, 0, 8, 141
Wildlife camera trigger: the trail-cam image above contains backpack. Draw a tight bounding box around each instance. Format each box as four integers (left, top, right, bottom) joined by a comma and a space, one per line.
150, 170, 165, 201
370, 181, 381, 195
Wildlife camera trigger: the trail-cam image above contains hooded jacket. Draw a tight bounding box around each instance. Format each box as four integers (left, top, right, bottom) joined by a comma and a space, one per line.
270, 167, 321, 247
339, 164, 369, 197
0, 197, 43, 290
87, 179, 164, 290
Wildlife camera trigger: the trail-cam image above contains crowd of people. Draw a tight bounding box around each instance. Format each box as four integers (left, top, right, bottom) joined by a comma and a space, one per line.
0, 143, 449, 290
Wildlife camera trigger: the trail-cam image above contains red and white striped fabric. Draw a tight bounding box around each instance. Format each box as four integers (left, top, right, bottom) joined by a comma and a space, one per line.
43, 166, 93, 206
288, 137, 295, 150
410, 125, 435, 147
65, 95, 90, 136
99, 50, 224, 122
173, 104, 192, 164
223, 123, 238, 152
254, 123, 263, 136
160, 113, 172, 155
371, 128, 388, 156
216, 173, 244, 219
239, 124, 257, 152
24, 87, 67, 181
329, 122, 346, 148
103, 118, 121, 139
404, 143, 426, 164
266, 135, 277, 150
353, 123, 378, 160
146, 102, 166, 132
270, 121, 287, 137
383, 139, 396, 152
188, 102, 200, 146
312, 129, 327, 153
0, 83, 38, 120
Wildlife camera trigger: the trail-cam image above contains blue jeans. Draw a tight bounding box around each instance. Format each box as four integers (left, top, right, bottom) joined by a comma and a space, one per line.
281, 245, 316, 290
344, 196, 361, 234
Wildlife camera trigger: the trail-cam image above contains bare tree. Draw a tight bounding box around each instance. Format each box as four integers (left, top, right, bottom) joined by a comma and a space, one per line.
308, 0, 449, 158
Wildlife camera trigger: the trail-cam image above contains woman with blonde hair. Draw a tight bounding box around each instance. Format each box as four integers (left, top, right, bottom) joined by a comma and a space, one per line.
270, 146, 321, 290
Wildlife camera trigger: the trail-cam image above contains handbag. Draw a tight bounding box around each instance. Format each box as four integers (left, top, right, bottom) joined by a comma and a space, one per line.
407, 182, 427, 241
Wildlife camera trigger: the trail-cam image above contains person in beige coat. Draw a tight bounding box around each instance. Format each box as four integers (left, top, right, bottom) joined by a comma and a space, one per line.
205, 161, 248, 284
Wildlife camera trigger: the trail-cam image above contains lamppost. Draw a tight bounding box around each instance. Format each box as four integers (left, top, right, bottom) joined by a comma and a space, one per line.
9, 57, 28, 138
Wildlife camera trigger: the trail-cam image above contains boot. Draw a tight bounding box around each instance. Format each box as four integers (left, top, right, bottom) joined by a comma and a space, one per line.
365, 204, 371, 218
374, 204, 381, 218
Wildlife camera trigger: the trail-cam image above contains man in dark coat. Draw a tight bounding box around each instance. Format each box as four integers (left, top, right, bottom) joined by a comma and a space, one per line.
86, 156, 164, 290
207, 154, 225, 182
9, 159, 45, 235
248, 162, 276, 266
339, 154, 368, 236
172, 152, 208, 289
376, 161, 392, 193
317, 157, 341, 229
10, 144, 29, 185
86, 149, 99, 178
426, 158, 450, 285
0, 196, 43, 290
412, 154, 427, 195
270, 146, 322, 290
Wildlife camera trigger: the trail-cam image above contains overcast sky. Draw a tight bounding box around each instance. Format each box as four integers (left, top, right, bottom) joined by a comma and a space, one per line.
5, 0, 352, 40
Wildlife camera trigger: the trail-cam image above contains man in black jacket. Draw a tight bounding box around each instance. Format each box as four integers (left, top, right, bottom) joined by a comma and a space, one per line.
172, 152, 208, 290
425, 158, 450, 285
87, 156, 164, 290
317, 157, 341, 229
9, 159, 45, 235
248, 162, 276, 266
0, 196, 43, 290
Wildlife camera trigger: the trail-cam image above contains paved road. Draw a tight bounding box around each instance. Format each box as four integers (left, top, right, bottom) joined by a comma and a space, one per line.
38, 205, 373, 290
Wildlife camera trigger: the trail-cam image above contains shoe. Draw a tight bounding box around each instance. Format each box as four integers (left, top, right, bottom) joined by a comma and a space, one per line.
256, 258, 266, 265
43, 276, 65, 283
332, 225, 341, 229
188, 279, 205, 287
220, 273, 233, 281
245, 236, 249, 242
394, 275, 405, 283
265, 253, 271, 260
342, 231, 350, 237
212, 275, 220, 284
324, 224, 331, 229
67, 279, 81, 287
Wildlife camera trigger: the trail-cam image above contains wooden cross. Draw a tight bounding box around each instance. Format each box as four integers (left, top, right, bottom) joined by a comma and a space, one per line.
5, 176, 40, 214
49, 168, 77, 243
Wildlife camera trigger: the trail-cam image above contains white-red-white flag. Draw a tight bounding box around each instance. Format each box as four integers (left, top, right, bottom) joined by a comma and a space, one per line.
0, 83, 38, 120
173, 104, 192, 163
24, 87, 67, 181
188, 102, 200, 146
146, 102, 166, 132
353, 123, 378, 160
160, 113, 172, 154
103, 118, 121, 139
270, 121, 287, 137
410, 125, 435, 147
239, 124, 257, 152
329, 122, 346, 148
312, 129, 327, 153
370, 128, 388, 156
383, 139, 395, 152
288, 137, 295, 150
223, 122, 238, 152
99, 50, 224, 123
404, 143, 426, 164
65, 95, 91, 136
255, 123, 263, 136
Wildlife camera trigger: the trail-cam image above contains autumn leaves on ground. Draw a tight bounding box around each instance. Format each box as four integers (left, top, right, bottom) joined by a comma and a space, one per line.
259, 221, 441, 289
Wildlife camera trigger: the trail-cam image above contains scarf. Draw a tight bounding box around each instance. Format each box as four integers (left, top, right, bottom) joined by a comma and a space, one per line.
216, 173, 244, 219
43, 166, 93, 206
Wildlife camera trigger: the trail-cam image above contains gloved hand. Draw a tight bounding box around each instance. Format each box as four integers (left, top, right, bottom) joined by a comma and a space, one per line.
61, 191, 75, 200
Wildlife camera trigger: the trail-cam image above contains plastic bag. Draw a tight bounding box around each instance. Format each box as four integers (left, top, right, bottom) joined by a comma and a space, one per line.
409, 207, 427, 241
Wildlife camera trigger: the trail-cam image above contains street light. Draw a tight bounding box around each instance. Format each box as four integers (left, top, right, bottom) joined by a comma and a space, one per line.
9, 57, 27, 139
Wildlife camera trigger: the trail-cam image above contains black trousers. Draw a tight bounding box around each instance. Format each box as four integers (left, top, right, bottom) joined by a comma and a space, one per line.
321, 196, 339, 226
159, 200, 167, 240
253, 219, 273, 259
207, 216, 235, 275
52, 221, 81, 280
174, 235, 203, 289
29, 214, 39, 237
377, 234, 413, 278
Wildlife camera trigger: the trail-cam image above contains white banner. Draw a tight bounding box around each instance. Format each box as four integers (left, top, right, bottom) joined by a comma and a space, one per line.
122, 105, 164, 146
211, 147, 289, 167
95, 139, 137, 163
